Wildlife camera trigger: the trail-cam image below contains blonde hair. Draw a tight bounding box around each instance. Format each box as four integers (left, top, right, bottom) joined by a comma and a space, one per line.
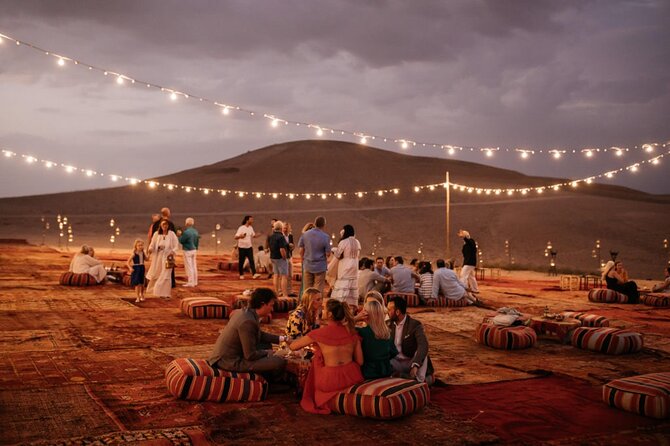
302, 222, 315, 233
365, 290, 384, 305
132, 239, 145, 254
300, 287, 321, 327
364, 300, 390, 340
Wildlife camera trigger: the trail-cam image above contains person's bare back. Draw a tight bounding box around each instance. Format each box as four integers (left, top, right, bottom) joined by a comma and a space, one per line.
318, 342, 356, 366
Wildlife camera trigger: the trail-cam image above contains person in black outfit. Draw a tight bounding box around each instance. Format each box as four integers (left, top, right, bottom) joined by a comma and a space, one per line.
457, 229, 479, 293
602, 260, 639, 303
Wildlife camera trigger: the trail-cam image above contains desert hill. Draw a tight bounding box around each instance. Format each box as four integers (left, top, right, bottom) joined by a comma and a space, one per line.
0, 140, 668, 278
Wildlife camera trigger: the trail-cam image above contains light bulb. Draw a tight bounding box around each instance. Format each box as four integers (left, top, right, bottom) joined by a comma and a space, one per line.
203, 189, 210, 194
271, 119, 279, 128
360, 136, 367, 145
552, 152, 561, 159
116, 76, 124, 85
377, 191, 383, 196
185, 187, 192, 192
585, 150, 593, 158
305, 194, 311, 199
272, 193, 278, 199
321, 194, 327, 200
652, 159, 659, 165
414, 186, 420, 192
170, 92, 177, 101
336, 193, 343, 199
86, 170, 94, 177
222, 107, 229, 115
486, 150, 493, 157
615, 150, 623, 157
448, 148, 455, 155
238, 191, 244, 197
58, 58, 65, 66
316, 128, 323, 137
401, 141, 408, 149
521, 152, 528, 159
631, 165, 638, 172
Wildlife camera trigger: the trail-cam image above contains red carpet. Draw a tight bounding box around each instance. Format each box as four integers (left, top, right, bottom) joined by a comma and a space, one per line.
431, 374, 661, 442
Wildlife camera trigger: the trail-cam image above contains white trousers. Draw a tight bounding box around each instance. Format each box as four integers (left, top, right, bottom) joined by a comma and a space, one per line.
183, 250, 198, 286
460, 265, 479, 292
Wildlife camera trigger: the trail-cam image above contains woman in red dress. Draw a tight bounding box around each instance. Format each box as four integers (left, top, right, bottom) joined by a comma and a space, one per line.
290, 299, 364, 414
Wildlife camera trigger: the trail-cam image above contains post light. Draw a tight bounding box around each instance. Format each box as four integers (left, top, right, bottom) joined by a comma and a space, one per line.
592, 239, 603, 270
213, 223, 222, 255
504, 240, 512, 266
41, 216, 50, 246
109, 218, 119, 251
418, 243, 424, 260
549, 250, 558, 276
663, 239, 669, 265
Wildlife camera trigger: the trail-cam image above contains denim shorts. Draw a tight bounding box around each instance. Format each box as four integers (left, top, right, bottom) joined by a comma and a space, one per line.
271, 258, 288, 275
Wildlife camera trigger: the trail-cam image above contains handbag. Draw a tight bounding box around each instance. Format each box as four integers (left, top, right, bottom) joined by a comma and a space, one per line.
165, 254, 176, 269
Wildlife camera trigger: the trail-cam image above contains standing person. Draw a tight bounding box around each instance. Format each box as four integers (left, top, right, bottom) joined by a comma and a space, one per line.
268, 221, 289, 297
298, 216, 330, 295
264, 218, 278, 278
146, 219, 179, 299
234, 216, 262, 280
179, 217, 199, 287
283, 222, 297, 297
208, 288, 287, 382
126, 239, 147, 302
151, 208, 177, 288
458, 229, 479, 293
331, 225, 361, 309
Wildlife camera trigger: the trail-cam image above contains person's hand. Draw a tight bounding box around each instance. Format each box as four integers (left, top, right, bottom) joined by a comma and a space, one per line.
354, 310, 368, 322
410, 366, 419, 378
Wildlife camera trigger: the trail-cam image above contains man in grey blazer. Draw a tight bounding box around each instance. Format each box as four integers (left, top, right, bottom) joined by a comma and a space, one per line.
387, 295, 434, 383
208, 288, 287, 379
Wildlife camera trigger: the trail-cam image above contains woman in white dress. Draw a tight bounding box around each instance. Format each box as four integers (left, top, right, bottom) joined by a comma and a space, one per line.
69, 245, 107, 283
330, 225, 361, 309
146, 219, 179, 299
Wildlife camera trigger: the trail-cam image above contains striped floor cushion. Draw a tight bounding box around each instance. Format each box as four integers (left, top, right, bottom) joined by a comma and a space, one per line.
571, 327, 643, 355
274, 297, 298, 313
475, 323, 536, 350
603, 372, 670, 419
180, 297, 231, 319
165, 358, 267, 402
560, 311, 609, 327
425, 296, 469, 307
229, 309, 272, 324
328, 377, 430, 419
588, 288, 629, 304
59, 272, 100, 287
641, 293, 670, 307
385, 292, 420, 307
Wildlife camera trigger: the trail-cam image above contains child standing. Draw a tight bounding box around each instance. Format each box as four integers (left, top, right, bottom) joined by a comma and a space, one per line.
127, 239, 147, 303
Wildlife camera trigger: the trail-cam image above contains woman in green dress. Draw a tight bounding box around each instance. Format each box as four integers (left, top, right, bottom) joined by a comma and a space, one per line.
356, 299, 398, 379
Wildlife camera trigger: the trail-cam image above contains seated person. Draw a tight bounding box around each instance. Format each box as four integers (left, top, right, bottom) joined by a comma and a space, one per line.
290, 299, 364, 414
255, 245, 271, 273
358, 258, 390, 300
374, 256, 392, 277
387, 296, 434, 384
357, 299, 398, 379
651, 267, 670, 292
432, 259, 478, 304
285, 287, 322, 341
602, 260, 640, 303
69, 244, 107, 283
417, 261, 434, 303
208, 288, 287, 380
389, 256, 420, 293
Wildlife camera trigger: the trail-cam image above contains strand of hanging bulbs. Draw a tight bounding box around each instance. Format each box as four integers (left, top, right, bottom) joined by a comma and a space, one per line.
0, 31, 664, 159
2, 146, 666, 200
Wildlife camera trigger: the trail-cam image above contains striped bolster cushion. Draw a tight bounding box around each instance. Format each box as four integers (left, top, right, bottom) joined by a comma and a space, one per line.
571, 327, 643, 354
425, 296, 469, 307
293, 273, 302, 281
475, 323, 536, 350
59, 272, 100, 286
603, 372, 670, 419
560, 311, 609, 327
588, 288, 629, 303
329, 378, 430, 419
641, 293, 670, 307
274, 297, 298, 313
180, 297, 231, 319
165, 358, 268, 402
229, 309, 272, 324
384, 292, 420, 307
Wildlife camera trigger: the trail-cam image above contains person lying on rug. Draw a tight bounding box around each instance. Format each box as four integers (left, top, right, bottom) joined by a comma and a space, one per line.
602, 260, 640, 303
651, 267, 670, 292
208, 287, 287, 382
285, 287, 322, 341
289, 299, 364, 414
69, 244, 107, 283
387, 295, 435, 385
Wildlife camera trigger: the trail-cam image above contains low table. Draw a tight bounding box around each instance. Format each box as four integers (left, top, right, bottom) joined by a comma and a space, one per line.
530, 316, 581, 343
105, 268, 125, 283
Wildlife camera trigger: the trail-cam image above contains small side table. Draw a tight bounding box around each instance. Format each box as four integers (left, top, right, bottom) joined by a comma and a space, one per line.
530, 316, 581, 343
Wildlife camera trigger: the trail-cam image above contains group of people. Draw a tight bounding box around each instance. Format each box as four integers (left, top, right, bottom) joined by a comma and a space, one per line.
208, 286, 433, 414
602, 261, 670, 303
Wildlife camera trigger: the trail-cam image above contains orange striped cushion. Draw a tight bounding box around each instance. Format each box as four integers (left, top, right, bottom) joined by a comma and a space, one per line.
180, 297, 231, 319
588, 288, 628, 303
571, 327, 643, 354
59, 272, 100, 287
329, 377, 429, 419
165, 358, 267, 402
426, 296, 469, 307
603, 372, 670, 419
560, 311, 609, 327
642, 293, 670, 307
274, 297, 298, 313
475, 323, 536, 350
384, 292, 420, 307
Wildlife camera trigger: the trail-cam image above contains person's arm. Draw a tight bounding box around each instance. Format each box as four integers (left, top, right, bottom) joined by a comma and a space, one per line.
280, 247, 287, 259
259, 328, 281, 345
432, 273, 440, 299
126, 254, 134, 272
354, 339, 364, 366
238, 320, 268, 360
410, 322, 429, 372
289, 334, 314, 351
411, 271, 421, 282
285, 311, 304, 340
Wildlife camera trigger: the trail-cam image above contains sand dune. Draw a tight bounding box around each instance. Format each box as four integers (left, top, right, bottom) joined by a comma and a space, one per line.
0, 140, 668, 278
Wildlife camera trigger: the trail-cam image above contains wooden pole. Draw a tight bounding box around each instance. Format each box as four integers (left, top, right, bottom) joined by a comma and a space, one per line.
446, 171, 450, 258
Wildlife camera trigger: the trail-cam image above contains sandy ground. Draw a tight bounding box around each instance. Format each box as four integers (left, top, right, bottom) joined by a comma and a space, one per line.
1, 241, 669, 445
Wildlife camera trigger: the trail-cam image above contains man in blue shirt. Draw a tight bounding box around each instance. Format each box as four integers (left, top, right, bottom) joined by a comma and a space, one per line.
390, 256, 420, 293
178, 217, 200, 287
432, 259, 477, 305
298, 216, 330, 295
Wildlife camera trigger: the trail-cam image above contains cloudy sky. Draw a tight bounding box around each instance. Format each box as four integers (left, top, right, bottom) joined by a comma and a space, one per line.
0, 0, 668, 197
